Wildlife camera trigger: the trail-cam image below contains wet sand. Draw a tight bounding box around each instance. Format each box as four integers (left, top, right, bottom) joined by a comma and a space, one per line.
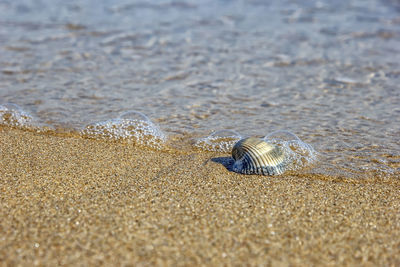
1, 126, 399, 266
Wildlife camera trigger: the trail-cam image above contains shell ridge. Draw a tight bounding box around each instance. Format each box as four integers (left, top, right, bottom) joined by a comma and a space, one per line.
242, 153, 253, 174
246, 144, 264, 174
231, 137, 288, 176
260, 146, 283, 174
242, 143, 259, 174
271, 147, 285, 168
244, 142, 265, 175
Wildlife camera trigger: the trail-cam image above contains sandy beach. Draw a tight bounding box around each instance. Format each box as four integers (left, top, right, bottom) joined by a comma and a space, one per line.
0, 126, 399, 266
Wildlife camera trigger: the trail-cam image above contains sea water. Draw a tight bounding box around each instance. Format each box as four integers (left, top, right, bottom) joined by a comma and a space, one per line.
1, 0, 399, 179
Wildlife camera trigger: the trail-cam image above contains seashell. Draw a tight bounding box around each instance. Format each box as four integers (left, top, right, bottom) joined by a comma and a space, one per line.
232, 137, 287, 175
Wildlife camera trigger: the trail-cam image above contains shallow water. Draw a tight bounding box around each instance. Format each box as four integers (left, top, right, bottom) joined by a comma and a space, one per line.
1, 0, 399, 179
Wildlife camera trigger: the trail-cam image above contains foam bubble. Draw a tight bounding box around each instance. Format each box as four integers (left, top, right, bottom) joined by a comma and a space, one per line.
264, 130, 317, 171
195, 130, 242, 152
81, 110, 166, 149
0, 103, 34, 128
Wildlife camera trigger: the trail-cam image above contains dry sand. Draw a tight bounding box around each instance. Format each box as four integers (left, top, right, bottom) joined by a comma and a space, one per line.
0, 126, 399, 266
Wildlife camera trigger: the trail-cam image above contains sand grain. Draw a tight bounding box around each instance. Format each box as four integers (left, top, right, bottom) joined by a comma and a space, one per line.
0, 127, 399, 266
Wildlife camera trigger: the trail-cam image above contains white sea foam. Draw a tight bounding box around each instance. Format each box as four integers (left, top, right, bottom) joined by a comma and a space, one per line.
264, 130, 317, 171
0, 103, 34, 128
81, 110, 166, 149
195, 130, 242, 152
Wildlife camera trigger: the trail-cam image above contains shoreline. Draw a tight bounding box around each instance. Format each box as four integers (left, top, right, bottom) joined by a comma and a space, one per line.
1, 126, 399, 265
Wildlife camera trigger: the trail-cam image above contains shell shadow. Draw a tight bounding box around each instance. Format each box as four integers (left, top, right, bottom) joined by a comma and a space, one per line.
211, 157, 235, 172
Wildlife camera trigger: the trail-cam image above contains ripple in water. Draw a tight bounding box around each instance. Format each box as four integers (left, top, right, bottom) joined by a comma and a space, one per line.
264, 130, 317, 172
195, 130, 243, 152
81, 110, 166, 149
